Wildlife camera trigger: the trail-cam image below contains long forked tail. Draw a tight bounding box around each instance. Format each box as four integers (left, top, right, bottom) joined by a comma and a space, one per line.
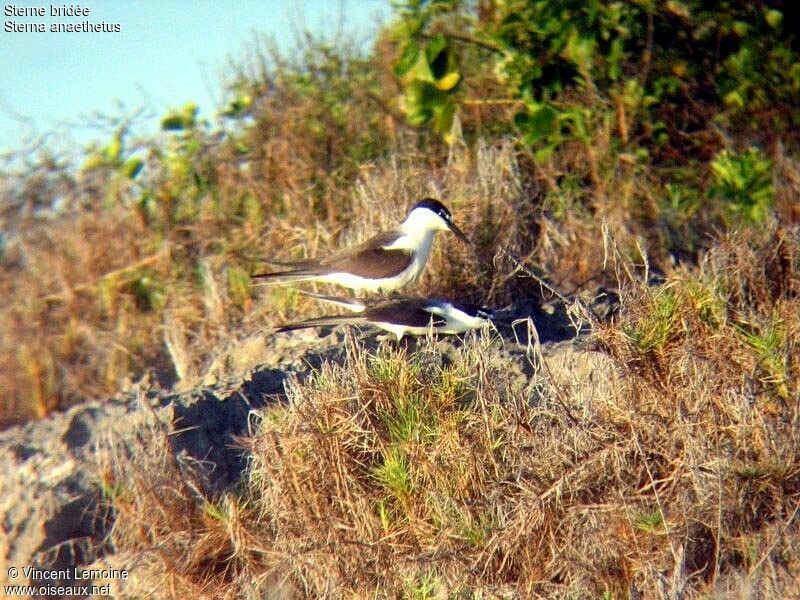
274, 314, 367, 334
295, 290, 367, 313
251, 269, 322, 285
256, 257, 319, 269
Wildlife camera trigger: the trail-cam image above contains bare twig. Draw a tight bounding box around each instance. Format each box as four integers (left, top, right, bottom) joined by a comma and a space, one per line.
499, 246, 602, 329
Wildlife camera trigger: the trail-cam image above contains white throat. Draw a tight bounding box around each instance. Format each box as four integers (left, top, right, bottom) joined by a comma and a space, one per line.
402, 207, 447, 232
376, 208, 438, 251
389, 221, 437, 275
395, 208, 446, 248
428, 303, 487, 330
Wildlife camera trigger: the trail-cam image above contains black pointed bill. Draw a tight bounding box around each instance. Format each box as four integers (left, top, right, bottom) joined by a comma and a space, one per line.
447, 220, 471, 244
477, 308, 495, 320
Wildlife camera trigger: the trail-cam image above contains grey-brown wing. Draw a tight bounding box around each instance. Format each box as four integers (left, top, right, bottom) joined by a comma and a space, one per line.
320, 231, 414, 279
259, 257, 319, 269
364, 299, 446, 328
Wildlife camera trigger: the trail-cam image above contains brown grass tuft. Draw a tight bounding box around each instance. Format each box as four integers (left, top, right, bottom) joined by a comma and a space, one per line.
93, 414, 292, 599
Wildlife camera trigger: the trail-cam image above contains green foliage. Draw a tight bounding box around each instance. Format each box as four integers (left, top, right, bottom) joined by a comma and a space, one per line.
221, 80, 253, 118
625, 288, 678, 353
716, 12, 800, 117
370, 351, 420, 384
737, 318, 789, 399
97, 475, 128, 502
82, 129, 123, 171
663, 182, 701, 218
709, 148, 774, 225
632, 508, 666, 535
374, 448, 413, 498
389, 1, 800, 159
161, 102, 199, 131
140, 104, 216, 232
237, 193, 263, 230
384, 392, 441, 447
226, 266, 252, 311
395, 33, 462, 140
81, 127, 145, 202
121, 156, 144, 179
402, 570, 440, 600
392, 0, 642, 149
684, 278, 727, 331
202, 499, 229, 522
375, 497, 394, 534
490, 0, 635, 94
130, 270, 167, 312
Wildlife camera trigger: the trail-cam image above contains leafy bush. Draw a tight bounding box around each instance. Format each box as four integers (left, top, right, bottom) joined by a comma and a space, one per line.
395, 33, 461, 140
709, 147, 774, 225
390, 1, 800, 158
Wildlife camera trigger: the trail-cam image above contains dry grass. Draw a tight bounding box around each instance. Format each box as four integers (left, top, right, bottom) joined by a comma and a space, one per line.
0, 133, 555, 426
0, 206, 167, 422
5, 15, 800, 598
93, 417, 282, 599
93, 226, 800, 598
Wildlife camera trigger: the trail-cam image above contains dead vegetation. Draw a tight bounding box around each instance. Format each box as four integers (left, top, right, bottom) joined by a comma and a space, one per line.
92, 227, 800, 598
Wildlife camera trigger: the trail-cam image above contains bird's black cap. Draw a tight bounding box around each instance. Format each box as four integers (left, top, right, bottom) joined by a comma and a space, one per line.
411, 197, 470, 243
412, 197, 452, 220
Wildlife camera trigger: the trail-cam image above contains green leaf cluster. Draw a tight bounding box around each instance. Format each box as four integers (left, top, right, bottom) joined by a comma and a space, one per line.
82, 128, 144, 188
160, 102, 199, 131
709, 148, 774, 225
396, 33, 462, 140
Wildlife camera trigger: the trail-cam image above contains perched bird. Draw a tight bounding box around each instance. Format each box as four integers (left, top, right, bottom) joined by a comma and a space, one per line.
253, 198, 469, 293
274, 292, 494, 340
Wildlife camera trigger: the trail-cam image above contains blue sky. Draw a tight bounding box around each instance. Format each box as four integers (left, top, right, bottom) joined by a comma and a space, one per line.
0, 1, 391, 153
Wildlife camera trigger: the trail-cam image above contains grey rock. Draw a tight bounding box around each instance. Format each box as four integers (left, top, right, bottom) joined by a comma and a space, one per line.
0, 338, 353, 587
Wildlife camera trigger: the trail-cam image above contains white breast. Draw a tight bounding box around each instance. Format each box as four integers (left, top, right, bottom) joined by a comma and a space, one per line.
384, 228, 437, 287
